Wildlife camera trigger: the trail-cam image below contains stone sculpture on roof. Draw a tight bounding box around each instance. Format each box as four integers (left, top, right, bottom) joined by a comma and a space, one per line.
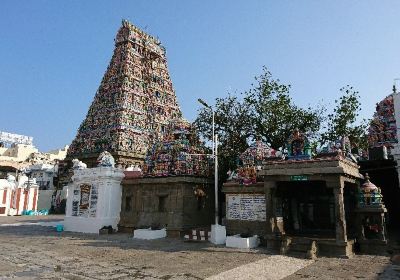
227, 140, 277, 186
72, 159, 87, 170
97, 151, 116, 168
286, 129, 311, 160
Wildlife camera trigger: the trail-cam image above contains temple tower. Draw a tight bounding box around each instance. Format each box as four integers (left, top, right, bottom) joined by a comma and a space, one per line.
66, 20, 182, 168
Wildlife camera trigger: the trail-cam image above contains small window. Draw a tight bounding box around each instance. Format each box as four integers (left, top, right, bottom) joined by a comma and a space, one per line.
158, 196, 167, 212
125, 196, 132, 212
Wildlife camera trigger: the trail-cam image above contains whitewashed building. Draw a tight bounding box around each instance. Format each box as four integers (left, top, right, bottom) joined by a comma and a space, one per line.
28, 163, 57, 190
0, 176, 14, 216
64, 153, 124, 233
12, 175, 39, 215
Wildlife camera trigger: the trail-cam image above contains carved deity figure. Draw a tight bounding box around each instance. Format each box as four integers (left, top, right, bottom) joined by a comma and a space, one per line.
287, 129, 311, 158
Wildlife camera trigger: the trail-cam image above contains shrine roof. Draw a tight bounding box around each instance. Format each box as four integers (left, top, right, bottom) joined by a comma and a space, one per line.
259, 155, 362, 179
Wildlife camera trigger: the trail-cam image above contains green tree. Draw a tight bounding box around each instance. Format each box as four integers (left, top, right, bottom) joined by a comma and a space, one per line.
194, 67, 325, 180
244, 67, 324, 150
321, 85, 368, 150
194, 94, 252, 181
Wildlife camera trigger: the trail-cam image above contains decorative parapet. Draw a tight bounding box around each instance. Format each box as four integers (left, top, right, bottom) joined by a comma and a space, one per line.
260, 157, 363, 179
72, 166, 125, 183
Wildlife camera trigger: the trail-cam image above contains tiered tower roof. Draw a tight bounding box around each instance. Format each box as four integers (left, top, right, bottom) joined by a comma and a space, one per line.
67, 20, 182, 167
368, 94, 397, 148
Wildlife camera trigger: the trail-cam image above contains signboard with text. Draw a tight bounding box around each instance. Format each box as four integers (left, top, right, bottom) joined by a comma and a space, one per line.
226, 194, 266, 221
290, 175, 309, 181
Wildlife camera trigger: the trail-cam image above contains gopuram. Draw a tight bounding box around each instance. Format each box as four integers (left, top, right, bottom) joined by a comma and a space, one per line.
63, 19, 182, 182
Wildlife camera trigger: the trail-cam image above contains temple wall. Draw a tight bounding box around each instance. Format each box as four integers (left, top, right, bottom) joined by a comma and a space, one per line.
120, 176, 214, 236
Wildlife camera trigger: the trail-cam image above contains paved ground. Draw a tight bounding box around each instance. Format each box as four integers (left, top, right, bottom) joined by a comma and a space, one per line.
0, 215, 399, 280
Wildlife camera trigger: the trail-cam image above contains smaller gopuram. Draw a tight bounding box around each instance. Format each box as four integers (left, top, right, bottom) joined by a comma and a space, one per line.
259, 130, 366, 258
119, 119, 214, 237
222, 141, 279, 239
355, 174, 388, 254
64, 152, 125, 233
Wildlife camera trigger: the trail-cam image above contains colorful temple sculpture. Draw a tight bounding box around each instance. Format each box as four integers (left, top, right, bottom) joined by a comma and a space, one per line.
119, 121, 214, 236
368, 94, 397, 149
285, 129, 312, 160
65, 20, 183, 177
235, 141, 278, 185
355, 174, 388, 253
318, 136, 358, 163
223, 141, 278, 239
142, 118, 211, 177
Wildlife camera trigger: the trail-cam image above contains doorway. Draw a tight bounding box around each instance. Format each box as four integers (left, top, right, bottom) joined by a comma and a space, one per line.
277, 181, 335, 237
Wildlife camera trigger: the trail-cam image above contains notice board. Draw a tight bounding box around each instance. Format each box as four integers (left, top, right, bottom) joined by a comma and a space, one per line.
226, 194, 266, 221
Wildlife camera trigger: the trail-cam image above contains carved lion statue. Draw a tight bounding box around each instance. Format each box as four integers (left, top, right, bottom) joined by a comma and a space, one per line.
97, 151, 115, 168
72, 159, 87, 170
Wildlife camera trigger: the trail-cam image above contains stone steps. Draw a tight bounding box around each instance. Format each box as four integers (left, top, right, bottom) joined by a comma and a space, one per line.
286, 239, 318, 259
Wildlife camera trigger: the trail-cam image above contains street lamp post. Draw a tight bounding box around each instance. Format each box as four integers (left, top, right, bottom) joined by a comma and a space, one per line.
198, 99, 226, 244
214, 134, 218, 225
198, 99, 218, 224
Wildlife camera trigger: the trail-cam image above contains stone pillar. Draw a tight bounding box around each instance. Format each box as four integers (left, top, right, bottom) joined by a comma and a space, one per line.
265, 180, 283, 251
64, 166, 125, 233
264, 180, 276, 234
333, 178, 347, 244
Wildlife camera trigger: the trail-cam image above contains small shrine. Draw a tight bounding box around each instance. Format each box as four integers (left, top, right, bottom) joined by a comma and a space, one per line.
257, 130, 369, 258
222, 141, 278, 239
119, 120, 214, 236
355, 174, 388, 253
64, 151, 125, 234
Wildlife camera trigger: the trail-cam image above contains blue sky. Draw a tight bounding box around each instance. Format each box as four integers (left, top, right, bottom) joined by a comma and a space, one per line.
1, 1, 399, 151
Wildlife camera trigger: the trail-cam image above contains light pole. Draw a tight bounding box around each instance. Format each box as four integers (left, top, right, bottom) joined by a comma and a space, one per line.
197, 99, 215, 157
198, 98, 220, 227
